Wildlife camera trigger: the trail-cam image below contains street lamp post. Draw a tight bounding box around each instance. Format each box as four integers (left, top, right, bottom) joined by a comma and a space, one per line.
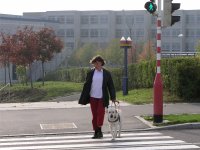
120, 37, 132, 95
178, 34, 184, 52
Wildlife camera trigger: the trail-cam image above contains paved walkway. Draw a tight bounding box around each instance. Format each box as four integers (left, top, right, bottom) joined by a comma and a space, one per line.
0, 94, 200, 136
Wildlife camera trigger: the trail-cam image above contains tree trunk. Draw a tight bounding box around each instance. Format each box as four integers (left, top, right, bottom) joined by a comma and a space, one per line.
8, 63, 12, 86
42, 62, 45, 86
29, 64, 33, 89
4, 64, 7, 85
25, 67, 28, 86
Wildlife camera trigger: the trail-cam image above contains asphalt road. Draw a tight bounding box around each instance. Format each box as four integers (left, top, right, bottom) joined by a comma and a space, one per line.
0, 101, 200, 136
160, 129, 200, 147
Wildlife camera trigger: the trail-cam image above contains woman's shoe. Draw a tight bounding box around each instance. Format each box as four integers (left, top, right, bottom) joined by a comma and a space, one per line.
92, 130, 98, 139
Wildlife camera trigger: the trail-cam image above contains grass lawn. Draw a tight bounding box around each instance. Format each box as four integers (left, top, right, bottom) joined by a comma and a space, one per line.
143, 114, 200, 126
116, 88, 182, 105
0, 81, 83, 102
1, 82, 183, 103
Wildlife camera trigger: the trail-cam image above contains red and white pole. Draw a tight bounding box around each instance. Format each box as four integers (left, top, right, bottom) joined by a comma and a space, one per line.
153, 0, 163, 123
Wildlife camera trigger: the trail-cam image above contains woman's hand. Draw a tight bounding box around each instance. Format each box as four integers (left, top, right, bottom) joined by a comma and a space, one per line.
111, 99, 119, 104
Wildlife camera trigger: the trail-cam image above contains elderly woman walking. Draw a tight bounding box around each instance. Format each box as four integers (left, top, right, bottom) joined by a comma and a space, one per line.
79, 55, 117, 139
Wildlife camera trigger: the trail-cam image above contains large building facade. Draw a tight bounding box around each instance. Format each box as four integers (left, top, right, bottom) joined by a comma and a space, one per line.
0, 9, 200, 82
23, 9, 200, 52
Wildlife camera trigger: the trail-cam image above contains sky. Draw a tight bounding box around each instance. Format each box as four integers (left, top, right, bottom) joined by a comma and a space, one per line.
0, 0, 198, 16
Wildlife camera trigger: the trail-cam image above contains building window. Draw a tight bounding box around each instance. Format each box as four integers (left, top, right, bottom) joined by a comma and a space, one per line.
186, 15, 195, 24
135, 15, 144, 24
80, 29, 89, 37
197, 15, 200, 23
100, 15, 108, 24
125, 15, 134, 27
57, 29, 65, 37
90, 29, 98, 37
90, 15, 98, 24
151, 16, 157, 24
162, 29, 171, 37
58, 16, 65, 23
151, 29, 156, 38
196, 29, 200, 37
66, 29, 74, 37
115, 29, 123, 38
81, 15, 89, 24
66, 42, 74, 49
172, 29, 181, 36
162, 43, 170, 51
66, 15, 74, 24
116, 15, 123, 24
124, 29, 134, 38
48, 16, 56, 21
186, 29, 195, 37
186, 42, 194, 51
99, 29, 108, 37
136, 29, 144, 37
172, 43, 180, 51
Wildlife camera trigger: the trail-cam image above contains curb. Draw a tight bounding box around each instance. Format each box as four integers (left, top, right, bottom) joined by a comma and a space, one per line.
135, 115, 200, 130
147, 122, 200, 130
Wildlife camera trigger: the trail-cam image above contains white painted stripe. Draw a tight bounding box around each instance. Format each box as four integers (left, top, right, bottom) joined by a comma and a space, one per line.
0, 140, 186, 150
40, 122, 77, 130
157, 53, 161, 60
0, 136, 174, 146
0, 132, 162, 142
89, 145, 200, 150
157, 27, 161, 31
157, 66, 161, 73
157, 40, 161, 47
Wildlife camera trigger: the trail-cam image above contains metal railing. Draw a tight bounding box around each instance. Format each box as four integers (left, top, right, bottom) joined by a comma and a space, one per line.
0, 83, 10, 101
161, 52, 199, 58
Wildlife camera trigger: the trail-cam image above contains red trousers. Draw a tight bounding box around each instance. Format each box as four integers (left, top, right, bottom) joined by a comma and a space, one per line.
90, 97, 105, 131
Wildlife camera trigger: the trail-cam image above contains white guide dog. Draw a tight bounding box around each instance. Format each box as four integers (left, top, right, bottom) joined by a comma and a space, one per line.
107, 102, 122, 140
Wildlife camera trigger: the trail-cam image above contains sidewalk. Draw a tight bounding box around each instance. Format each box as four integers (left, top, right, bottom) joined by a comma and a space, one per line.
0, 95, 200, 136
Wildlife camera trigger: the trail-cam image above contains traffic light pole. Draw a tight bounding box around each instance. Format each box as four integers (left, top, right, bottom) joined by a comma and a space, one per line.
153, 0, 163, 123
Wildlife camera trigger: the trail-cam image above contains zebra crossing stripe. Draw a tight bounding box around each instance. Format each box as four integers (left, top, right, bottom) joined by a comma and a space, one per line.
93, 145, 200, 150
0, 136, 175, 146
0, 132, 199, 150
0, 141, 189, 150
0, 132, 162, 142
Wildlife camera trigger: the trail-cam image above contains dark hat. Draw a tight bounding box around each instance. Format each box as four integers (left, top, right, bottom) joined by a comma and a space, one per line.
90, 55, 105, 66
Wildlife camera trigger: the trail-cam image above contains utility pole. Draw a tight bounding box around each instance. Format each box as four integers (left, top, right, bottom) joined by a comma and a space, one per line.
145, 0, 163, 123
153, 0, 163, 123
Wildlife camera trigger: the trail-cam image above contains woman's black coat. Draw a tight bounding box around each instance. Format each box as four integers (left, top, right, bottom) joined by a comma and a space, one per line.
78, 68, 116, 107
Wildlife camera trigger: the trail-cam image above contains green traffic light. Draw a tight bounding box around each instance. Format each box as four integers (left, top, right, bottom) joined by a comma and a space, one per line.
149, 3, 154, 11
144, 1, 157, 14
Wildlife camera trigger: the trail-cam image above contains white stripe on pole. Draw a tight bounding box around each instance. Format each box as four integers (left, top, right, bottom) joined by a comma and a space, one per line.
157, 53, 161, 60
157, 66, 161, 73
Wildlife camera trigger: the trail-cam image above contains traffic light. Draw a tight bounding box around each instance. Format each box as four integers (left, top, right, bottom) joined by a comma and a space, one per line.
144, 0, 157, 14
163, 0, 181, 27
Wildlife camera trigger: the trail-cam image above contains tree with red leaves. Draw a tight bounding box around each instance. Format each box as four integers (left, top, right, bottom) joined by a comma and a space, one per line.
0, 33, 16, 85
13, 26, 39, 88
37, 27, 63, 85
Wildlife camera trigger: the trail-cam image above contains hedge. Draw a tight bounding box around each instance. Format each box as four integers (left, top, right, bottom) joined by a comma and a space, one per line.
45, 57, 200, 101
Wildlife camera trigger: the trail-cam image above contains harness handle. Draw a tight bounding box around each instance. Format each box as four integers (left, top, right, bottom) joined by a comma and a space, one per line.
110, 100, 120, 110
